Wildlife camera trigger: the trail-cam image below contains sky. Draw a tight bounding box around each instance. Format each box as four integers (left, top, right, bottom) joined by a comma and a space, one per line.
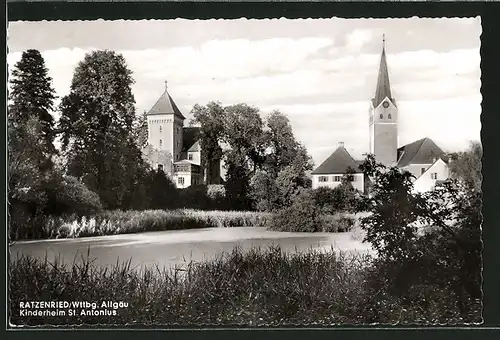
7, 18, 481, 167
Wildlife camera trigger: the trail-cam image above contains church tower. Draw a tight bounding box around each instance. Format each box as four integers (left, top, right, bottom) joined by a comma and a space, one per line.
369, 35, 398, 167
146, 80, 185, 174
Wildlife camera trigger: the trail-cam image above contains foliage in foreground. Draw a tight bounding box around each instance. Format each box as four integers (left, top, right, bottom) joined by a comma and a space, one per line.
9, 246, 481, 326
358, 154, 482, 321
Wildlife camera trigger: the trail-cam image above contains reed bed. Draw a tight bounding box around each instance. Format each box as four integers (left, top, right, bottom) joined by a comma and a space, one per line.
17, 210, 361, 241
9, 245, 476, 326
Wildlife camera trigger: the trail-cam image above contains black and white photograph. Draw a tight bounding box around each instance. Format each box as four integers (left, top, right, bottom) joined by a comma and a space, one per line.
7, 17, 482, 326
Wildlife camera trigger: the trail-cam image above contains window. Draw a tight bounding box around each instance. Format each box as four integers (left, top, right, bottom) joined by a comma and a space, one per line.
421, 167, 426, 175
319, 176, 328, 182
333, 176, 342, 182
176, 141, 180, 148
159, 139, 163, 148
188, 154, 193, 161
177, 127, 180, 134
176, 154, 179, 160
157, 164, 164, 172
388, 114, 392, 119
380, 114, 383, 119
431, 173, 438, 180
178, 177, 185, 185
159, 126, 162, 133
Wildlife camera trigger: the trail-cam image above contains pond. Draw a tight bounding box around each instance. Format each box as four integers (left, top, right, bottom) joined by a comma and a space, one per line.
9, 227, 372, 270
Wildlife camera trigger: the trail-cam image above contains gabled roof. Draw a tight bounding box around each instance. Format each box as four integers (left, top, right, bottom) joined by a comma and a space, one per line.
312, 145, 362, 175
188, 140, 200, 152
372, 37, 395, 108
397, 137, 446, 167
182, 127, 201, 153
147, 85, 185, 120
414, 157, 448, 182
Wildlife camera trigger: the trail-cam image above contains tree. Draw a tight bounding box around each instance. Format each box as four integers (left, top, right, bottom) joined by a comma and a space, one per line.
249, 111, 313, 211
358, 155, 482, 321
134, 110, 149, 149
263, 110, 313, 176
58, 50, 141, 209
249, 170, 280, 212
9, 49, 57, 162
223, 103, 266, 173
190, 102, 225, 184
448, 141, 482, 193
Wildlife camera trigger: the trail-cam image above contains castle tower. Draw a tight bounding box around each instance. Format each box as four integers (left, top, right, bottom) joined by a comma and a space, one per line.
146, 80, 185, 173
369, 35, 398, 167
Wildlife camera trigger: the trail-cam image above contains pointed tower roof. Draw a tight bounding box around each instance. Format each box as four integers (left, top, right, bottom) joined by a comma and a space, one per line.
147, 80, 185, 120
312, 143, 362, 175
372, 35, 394, 108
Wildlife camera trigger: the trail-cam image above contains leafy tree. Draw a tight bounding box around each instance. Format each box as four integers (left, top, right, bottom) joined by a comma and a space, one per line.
134, 110, 149, 149
249, 111, 313, 211
249, 170, 280, 212
58, 50, 141, 209
224, 154, 253, 211
8, 117, 51, 240
448, 141, 482, 193
8, 49, 57, 162
263, 110, 313, 176
190, 102, 225, 184
358, 155, 482, 321
223, 103, 266, 173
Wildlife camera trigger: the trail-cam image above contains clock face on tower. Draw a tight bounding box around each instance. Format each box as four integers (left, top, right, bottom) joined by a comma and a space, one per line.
382, 101, 390, 108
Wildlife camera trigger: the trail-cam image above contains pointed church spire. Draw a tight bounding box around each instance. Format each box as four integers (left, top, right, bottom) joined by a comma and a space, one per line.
373, 34, 393, 108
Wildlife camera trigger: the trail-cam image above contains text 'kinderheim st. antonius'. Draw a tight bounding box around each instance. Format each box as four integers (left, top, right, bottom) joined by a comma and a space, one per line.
18, 301, 129, 317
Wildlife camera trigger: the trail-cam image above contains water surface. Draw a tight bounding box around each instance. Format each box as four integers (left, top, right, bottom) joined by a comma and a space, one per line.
10, 227, 372, 270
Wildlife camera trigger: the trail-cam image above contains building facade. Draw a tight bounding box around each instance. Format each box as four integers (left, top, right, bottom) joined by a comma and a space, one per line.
312, 37, 450, 193
145, 81, 222, 188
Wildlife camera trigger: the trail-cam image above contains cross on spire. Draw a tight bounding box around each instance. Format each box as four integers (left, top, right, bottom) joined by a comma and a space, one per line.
382, 34, 385, 48
164, 79, 168, 91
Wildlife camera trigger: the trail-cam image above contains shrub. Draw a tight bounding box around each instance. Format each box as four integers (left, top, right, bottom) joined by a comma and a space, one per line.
45, 175, 102, 216
268, 189, 323, 232
322, 214, 356, 233
312, 184, 361, 214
